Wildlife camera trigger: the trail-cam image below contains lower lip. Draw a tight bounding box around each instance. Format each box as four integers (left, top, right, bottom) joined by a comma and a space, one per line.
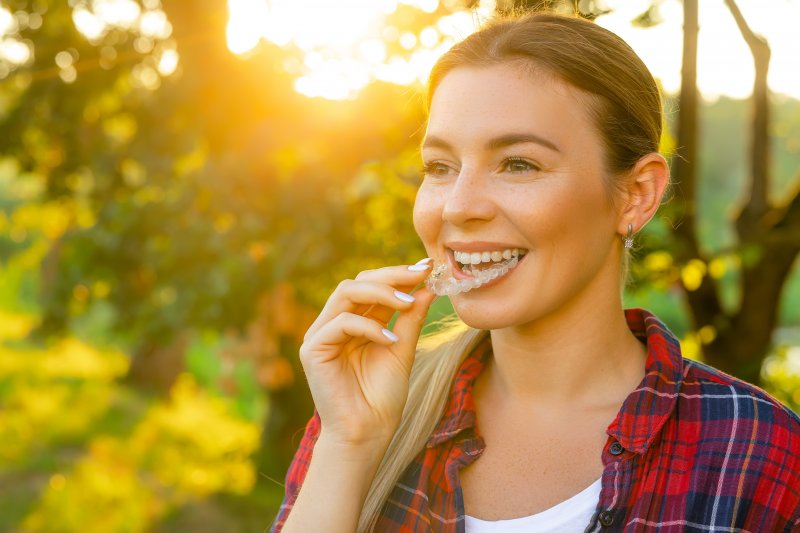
449, 253, 527, 290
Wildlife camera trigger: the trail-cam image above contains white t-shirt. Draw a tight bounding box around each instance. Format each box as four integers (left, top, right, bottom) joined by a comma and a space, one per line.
464, 478, 602, 533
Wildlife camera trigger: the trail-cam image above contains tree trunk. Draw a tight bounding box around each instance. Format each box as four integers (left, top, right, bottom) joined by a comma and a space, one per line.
125, 332, 189, 393
672, 0, 723, 329
672, 0, 800, 385
669, 0, 727, 345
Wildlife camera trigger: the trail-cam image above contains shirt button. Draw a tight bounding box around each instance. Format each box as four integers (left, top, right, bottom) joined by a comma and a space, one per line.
609, 441, 624, 456
598, 510, 615, 527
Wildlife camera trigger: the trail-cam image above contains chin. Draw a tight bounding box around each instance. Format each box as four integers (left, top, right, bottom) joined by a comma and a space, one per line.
452, 301, 520, 331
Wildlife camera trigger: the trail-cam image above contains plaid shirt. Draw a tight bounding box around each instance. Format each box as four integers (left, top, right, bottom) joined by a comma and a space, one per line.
271, 309, 800, 532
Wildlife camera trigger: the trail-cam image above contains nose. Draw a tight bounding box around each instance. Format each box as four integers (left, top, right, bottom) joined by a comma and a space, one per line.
441, 167, 495, 226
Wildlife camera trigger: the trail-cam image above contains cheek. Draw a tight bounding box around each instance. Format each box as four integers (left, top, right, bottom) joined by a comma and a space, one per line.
514, 181, 612, 246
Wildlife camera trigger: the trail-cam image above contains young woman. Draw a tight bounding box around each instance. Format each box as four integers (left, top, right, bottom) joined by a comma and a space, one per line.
271, 13, 800, 533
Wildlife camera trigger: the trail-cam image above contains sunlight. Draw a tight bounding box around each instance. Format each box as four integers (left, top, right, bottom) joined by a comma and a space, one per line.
226, 0, 495, 99
72, 0, 172, 43
596, 0, 800, 101
226, 0, 800, 101
226, 0, 268, 55
0, 7, 15, 35
60, 0, 176, 88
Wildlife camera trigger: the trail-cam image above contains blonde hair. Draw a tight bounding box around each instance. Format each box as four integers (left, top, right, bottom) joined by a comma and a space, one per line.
357, 12, 664, 531
358, 317, 487, 531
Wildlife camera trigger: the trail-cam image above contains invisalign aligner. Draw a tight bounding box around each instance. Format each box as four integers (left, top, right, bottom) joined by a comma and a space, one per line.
425, 255, 520, 296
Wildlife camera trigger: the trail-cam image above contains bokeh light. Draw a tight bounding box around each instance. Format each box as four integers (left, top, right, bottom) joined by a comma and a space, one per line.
225, 0, 800, 101
226, 0, 496, 99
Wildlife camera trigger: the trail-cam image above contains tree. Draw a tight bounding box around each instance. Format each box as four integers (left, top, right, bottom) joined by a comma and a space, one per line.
2, 0, 427, 382
495, 0, 609, 18
0, 0, 462, 485
665, 0, 800, 384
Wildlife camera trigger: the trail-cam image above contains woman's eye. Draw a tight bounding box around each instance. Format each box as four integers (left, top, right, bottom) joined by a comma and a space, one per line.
502, 158, 537, 173
422, 162, 451, 176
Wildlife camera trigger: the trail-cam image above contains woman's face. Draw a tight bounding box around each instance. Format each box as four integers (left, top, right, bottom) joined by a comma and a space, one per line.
413, 63, 626, 330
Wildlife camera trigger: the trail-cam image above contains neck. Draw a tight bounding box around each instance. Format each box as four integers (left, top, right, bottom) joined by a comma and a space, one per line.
485, 286, 646, 410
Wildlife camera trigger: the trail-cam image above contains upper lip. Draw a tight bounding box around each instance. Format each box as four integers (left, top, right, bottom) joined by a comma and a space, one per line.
444, 241, 528, 252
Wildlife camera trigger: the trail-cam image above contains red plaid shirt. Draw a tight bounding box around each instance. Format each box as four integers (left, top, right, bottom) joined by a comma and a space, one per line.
271, 309, 800, 532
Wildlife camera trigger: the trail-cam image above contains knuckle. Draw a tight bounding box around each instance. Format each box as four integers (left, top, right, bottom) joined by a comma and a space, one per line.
298, 342, 311, 363
338, 311, 358, 322
354, 269, 374, 281
334, 279, 353, 294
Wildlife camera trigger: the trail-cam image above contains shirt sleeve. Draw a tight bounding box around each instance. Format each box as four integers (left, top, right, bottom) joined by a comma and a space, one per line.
269, 411, 322, 533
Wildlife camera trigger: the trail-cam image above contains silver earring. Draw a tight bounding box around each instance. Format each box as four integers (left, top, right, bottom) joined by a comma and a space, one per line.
624, 224, 634, 249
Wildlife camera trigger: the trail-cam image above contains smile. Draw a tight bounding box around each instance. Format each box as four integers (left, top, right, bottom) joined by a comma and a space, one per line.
425, 249, 528, 296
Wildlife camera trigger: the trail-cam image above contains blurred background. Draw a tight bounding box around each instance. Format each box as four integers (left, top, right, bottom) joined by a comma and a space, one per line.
0, 0, 798, 531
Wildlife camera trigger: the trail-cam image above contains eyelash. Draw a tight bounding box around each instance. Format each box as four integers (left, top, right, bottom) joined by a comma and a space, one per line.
420, 162, 451, 176
501, 157, 539, 173
421, 157, 540, 177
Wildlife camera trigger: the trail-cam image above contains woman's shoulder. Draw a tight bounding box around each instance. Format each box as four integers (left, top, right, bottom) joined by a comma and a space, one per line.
661, 359, 800, 526
680, 357, 800, 428
675, 357, 800, 469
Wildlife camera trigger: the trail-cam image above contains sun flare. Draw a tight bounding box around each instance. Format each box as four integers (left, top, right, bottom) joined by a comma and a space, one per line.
224, 0, 800, 101
225, 0, 495, 99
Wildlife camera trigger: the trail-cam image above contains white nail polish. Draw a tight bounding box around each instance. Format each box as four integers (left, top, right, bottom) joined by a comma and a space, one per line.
394, 290, 415, 303
381, 328, 399, 343
408, 263, 432, 271
415, 257, 433, 265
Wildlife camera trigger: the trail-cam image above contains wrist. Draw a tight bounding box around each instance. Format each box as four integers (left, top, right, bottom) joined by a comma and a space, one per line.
315, 428, 393, 467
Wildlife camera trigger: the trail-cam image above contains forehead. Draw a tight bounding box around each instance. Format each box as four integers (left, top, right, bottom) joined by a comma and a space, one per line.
425, 64, 598, 147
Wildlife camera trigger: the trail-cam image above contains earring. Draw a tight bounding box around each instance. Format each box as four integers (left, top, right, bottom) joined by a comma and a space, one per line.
623, 223, 634, 249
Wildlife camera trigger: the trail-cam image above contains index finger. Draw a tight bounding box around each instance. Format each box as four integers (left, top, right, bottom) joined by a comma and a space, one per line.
305, 259, 433, 340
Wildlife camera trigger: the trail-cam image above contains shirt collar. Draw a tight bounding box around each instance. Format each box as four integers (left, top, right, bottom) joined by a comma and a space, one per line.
607, 308, 684, 454
425, 308, 684, 454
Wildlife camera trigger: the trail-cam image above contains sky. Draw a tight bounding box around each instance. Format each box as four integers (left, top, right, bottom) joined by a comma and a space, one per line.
225, 0, 800, 101
597, 0, 800, 101
1, 0, 796, 100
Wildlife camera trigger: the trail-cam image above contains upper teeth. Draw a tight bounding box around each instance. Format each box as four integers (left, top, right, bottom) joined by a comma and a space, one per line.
454, 248, 525, 265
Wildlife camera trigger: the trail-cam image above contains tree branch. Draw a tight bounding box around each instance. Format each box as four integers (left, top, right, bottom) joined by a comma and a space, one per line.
725, 0, 772, 227
774, 176, 800, 237
724, 0, 768, 52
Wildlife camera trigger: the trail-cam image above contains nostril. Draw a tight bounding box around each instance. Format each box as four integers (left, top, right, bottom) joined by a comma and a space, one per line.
442, 201, 495, 225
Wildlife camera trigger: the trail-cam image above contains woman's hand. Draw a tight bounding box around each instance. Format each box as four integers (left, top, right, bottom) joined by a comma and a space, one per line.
299, 259, 438, 450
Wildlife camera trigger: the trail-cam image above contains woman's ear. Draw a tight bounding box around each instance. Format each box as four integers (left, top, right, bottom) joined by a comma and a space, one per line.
617, 152, 670, 235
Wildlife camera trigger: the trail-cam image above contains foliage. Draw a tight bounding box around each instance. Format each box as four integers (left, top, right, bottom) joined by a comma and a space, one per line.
0, 0, 444, 347
0, 0, 798, 530
0, 311, 263, 532
0, 336, 127, 465
21, 374, 259, 533
762, 344, 800, 414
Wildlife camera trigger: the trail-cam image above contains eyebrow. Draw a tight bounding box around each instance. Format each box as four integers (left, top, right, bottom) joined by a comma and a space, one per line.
421, 133, 560, 153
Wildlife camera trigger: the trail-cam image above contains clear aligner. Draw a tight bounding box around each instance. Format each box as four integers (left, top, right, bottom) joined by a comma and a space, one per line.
425, 256, 519, 296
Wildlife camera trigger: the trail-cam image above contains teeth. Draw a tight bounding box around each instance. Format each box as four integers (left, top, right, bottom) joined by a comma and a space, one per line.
426, 255, 521, 296
454, 248, 525, 266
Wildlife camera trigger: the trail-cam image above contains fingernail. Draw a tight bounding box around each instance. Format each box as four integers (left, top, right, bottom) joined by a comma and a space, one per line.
381, 328, 399, 343
408, 263, 432, 271
415, 257, 433, 265
394, 290, 415, 303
